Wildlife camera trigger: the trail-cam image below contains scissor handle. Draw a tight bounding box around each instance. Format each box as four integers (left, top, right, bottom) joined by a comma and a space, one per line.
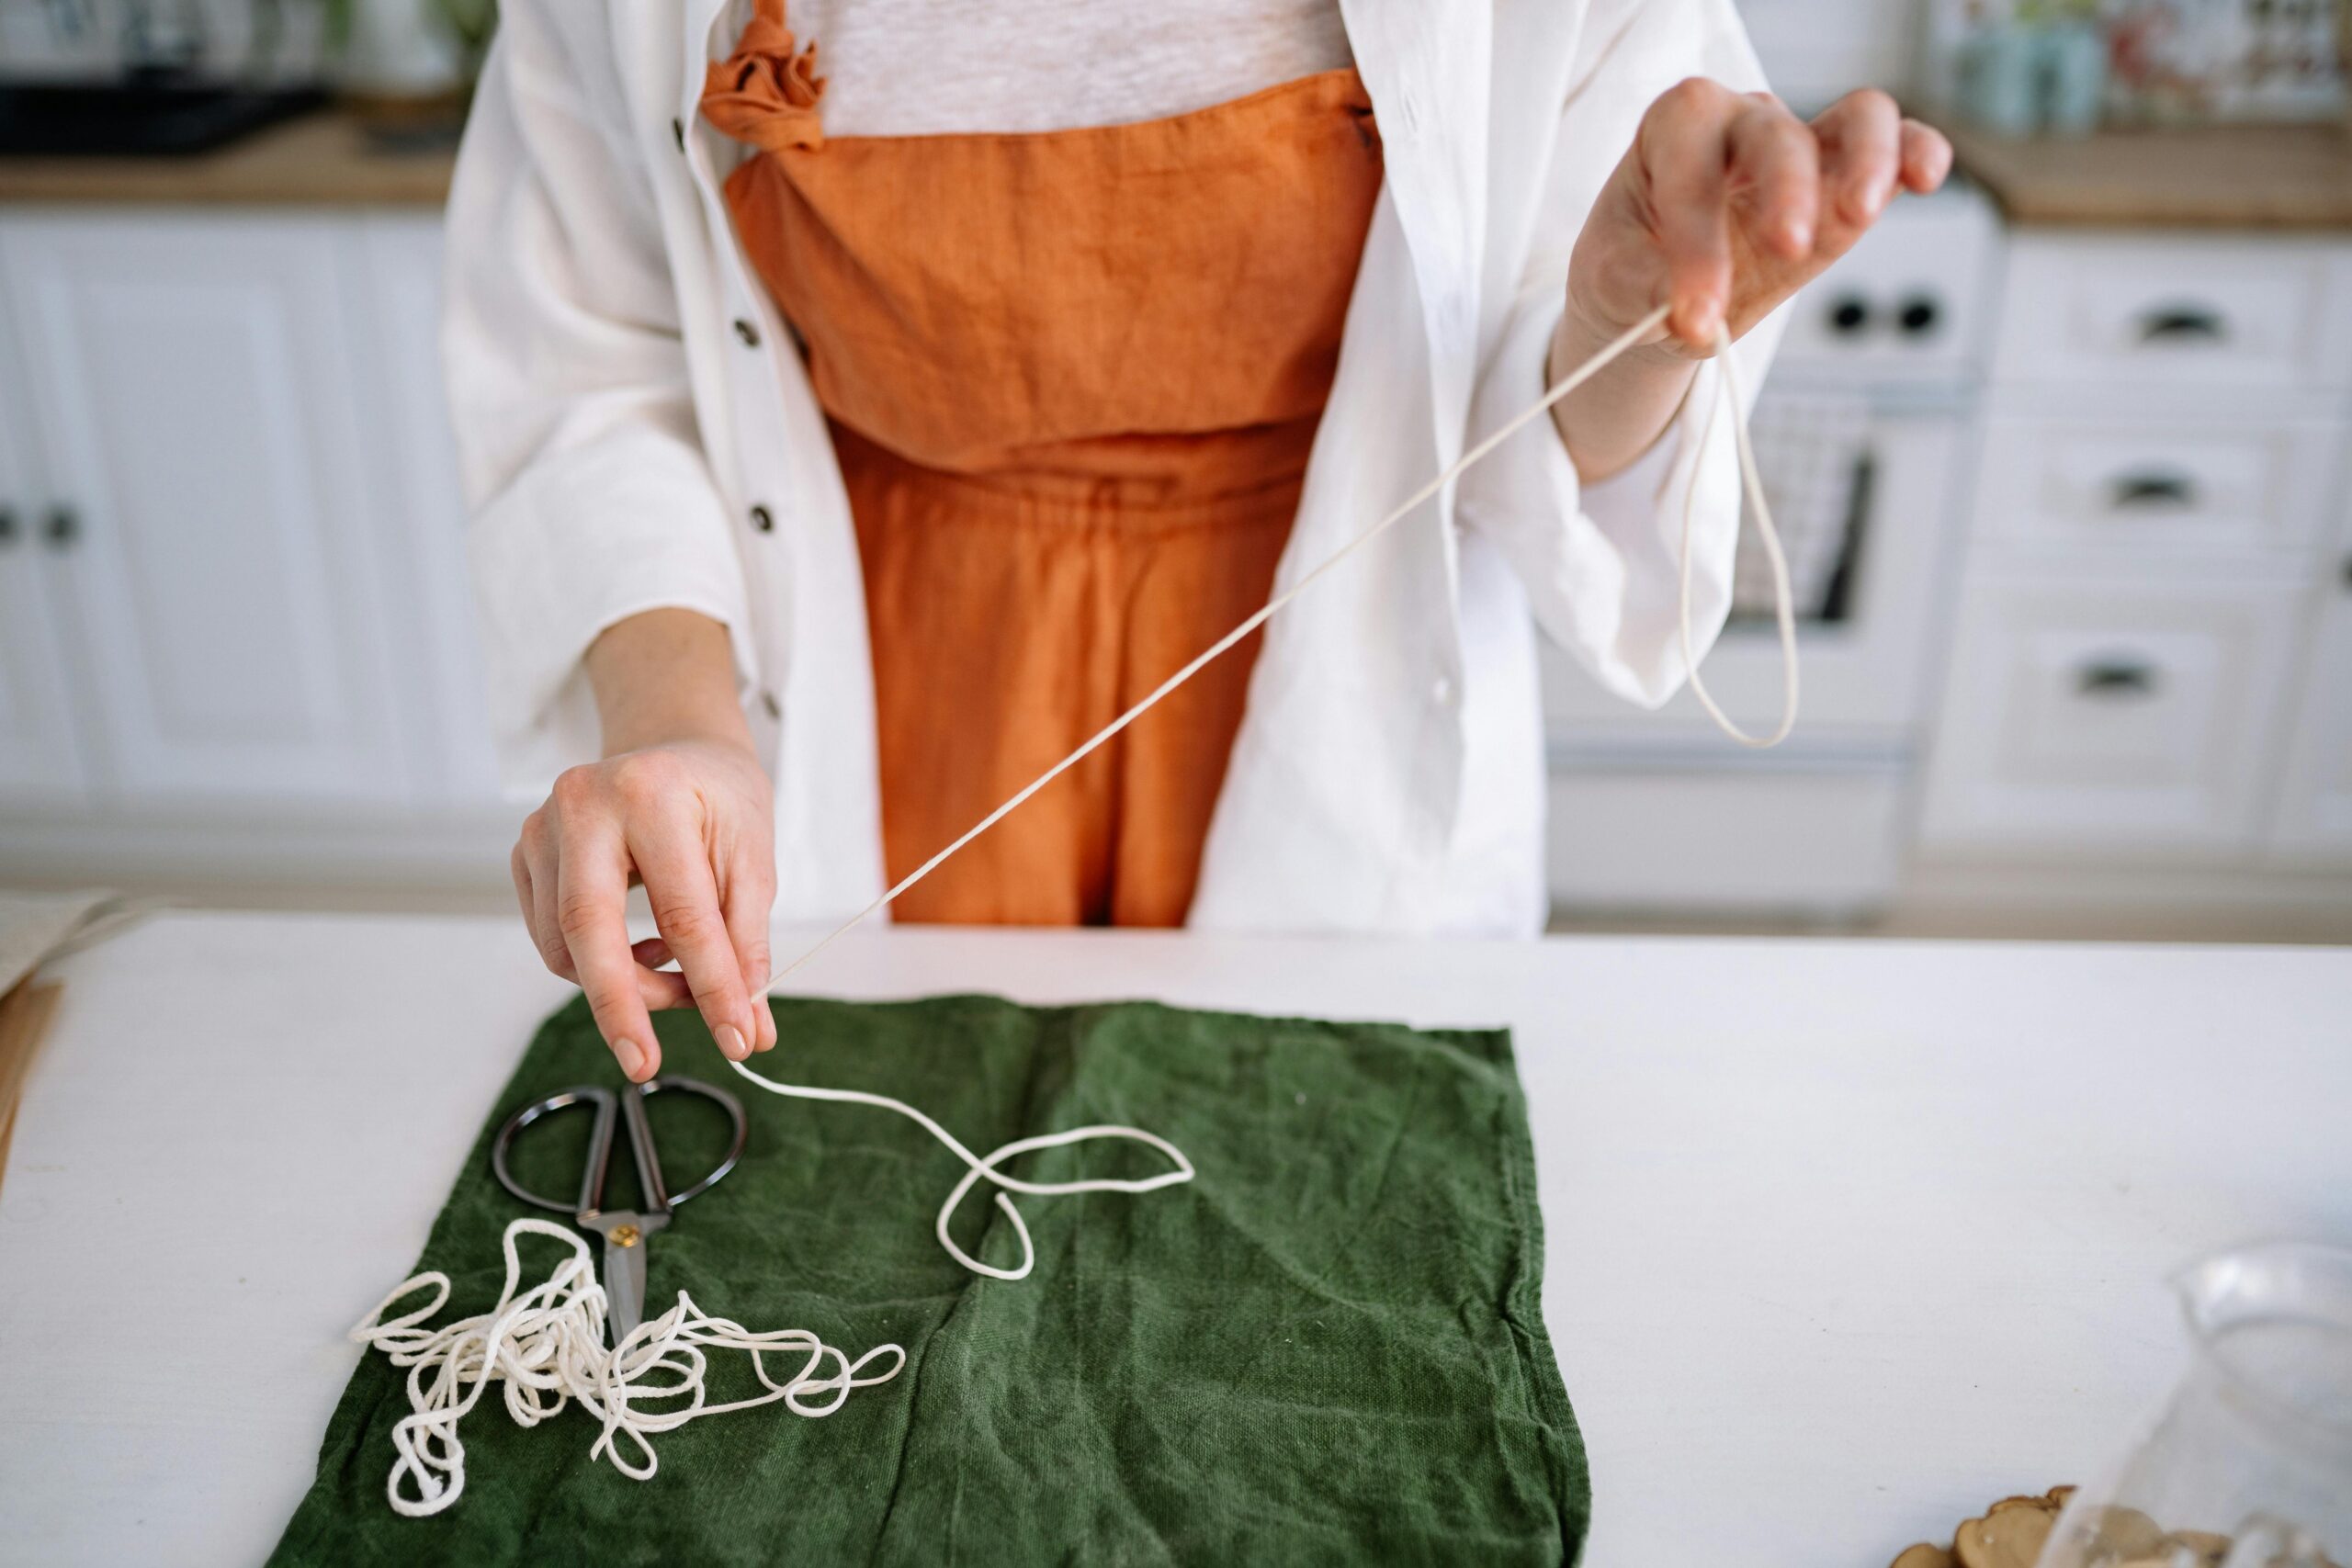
490, 1077, 747, 1217
646, 1076, 750, 1206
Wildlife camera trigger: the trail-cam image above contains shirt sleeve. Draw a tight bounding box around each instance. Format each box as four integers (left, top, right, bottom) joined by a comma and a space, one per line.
441, 2, 756, 794
1453, 0, 1788, 709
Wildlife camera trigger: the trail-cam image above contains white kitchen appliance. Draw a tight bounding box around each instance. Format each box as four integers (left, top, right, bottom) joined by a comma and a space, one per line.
1541, 181, 2002, 918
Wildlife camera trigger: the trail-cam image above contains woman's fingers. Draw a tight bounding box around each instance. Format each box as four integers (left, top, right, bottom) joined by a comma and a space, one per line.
1812, 89, 1905, 242
621, 774, 757, 1065
719, 854, 778, 1052
550, 802, 662, 1083
1640, 78, 1741, 345
516, 815, 582, 984
509, 736, 780, 1075
1727, 94, 1821, 262
1899, 116, 1953, 194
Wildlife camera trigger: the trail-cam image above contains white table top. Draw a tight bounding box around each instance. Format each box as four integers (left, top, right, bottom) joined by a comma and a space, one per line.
2, 912, 2346, 1565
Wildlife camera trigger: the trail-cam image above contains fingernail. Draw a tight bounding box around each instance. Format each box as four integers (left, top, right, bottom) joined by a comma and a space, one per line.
717, 1023, 748, 1061
613, 1037, 646, 1078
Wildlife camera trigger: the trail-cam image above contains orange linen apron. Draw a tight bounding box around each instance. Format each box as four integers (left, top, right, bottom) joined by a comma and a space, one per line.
704, 4, 1382, 926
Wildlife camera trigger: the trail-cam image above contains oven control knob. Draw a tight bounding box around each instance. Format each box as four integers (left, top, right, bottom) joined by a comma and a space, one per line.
1897, 295, 1942, 337
1827, 295, 1871, 336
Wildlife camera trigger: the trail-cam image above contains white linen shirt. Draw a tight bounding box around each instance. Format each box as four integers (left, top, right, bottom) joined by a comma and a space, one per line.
443, 0, 1783, 937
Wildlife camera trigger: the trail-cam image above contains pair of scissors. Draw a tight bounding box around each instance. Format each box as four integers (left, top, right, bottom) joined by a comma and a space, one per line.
490, 1076, 749, 1345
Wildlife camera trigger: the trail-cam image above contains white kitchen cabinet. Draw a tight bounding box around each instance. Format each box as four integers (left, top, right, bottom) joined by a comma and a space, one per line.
1924, 576, 2303, 856
1921, 224, 2352, 906
0, 210, 413, 808
1973, 406, 2341, 567
349, 213, 504, 808
1991, 234, 2352, 391
0, 314, 89, 807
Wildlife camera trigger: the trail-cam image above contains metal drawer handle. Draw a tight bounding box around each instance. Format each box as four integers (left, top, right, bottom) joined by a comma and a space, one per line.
2076, 658, 2161, 699
2137, 305, 2228, 344
2109, 471, 2199, 510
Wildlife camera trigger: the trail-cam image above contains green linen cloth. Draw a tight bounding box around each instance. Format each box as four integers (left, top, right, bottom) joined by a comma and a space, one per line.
271, 993, 1588, 1565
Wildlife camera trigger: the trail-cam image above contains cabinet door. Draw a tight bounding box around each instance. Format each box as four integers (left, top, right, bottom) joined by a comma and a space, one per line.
1921, 576, 2301, 857
354, 214, 504, 809
0, 212, 410, 807
2268, 558, 2352, 866
0, 335, 89, 806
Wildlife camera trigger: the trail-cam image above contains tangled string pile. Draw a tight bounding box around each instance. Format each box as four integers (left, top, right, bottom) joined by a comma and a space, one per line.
349, 1216, 905, 1517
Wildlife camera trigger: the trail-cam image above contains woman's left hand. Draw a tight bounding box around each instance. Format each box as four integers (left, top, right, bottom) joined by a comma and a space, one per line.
1566, 82, 1952, 355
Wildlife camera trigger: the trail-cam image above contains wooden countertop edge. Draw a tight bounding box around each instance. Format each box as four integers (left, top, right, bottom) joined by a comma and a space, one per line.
1943, 118, 2352, 232
0, 110, 455, 209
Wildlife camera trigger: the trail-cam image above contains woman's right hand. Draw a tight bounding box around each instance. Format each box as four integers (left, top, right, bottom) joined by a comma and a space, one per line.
511, 609, 780, 1082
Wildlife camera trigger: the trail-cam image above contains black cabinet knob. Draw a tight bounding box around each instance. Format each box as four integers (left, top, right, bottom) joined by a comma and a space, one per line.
1897, 295, 1941, 336
42, 505, 78, 548
0, 506, 17, 547
2138, 305, 2227, 344
1827, 296, 1871, 335
2110, 471, 2198, 510
2076, 658, 2160, 699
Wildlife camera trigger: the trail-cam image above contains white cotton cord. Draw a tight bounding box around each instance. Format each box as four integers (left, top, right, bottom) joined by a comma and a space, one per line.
759, 303, 1792, 992
721, 1061, 1197, 1280
1677, 322, 1799, 748
350, 1216, 906, 1517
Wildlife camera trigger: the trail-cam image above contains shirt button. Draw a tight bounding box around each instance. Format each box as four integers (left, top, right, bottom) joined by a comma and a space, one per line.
1431, 674, 1456, 707
733, 318, 761, 347
671, 117, 684, 152
750, 504, 775, 533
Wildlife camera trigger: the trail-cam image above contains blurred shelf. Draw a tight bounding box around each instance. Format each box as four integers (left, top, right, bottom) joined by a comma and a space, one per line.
1945, 119, 2352, 231
0, 106, 453, 207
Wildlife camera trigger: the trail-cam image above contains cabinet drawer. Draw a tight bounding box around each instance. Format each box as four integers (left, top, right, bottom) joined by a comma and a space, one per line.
1974, 414, 2340, 561
1922, 579, 2301, 855
1992, 236, 2352, 390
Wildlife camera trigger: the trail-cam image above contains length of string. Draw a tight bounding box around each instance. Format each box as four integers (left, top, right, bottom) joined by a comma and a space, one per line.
760, 302, 1795, 996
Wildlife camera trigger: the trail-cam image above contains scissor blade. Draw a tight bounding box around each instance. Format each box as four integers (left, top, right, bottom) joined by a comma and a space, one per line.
603, 1234, 649, 1346
583, 1212, 667, 1348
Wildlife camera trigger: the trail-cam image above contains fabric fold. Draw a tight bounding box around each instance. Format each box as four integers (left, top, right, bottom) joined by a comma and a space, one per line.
701, 0, 827, 153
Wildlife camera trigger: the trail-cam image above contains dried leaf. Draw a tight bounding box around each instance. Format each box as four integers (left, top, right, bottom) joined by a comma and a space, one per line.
1990, 1495, 2060, 1517
1891, 1545, 1957, 1568
1954, 1506, 2057, 1568
2085, 1506, 2165, 1559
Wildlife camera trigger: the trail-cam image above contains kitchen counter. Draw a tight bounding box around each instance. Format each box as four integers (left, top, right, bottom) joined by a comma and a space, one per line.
1, 912, 2346, 1564
1945, 118, 2352, 230
0, 107, 454, 206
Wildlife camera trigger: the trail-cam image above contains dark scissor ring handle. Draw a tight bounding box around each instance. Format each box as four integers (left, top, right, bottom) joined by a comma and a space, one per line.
491, 1076, 748, 1217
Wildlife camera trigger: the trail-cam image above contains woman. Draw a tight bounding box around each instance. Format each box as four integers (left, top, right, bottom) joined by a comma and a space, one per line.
447, 0, 1949, 1081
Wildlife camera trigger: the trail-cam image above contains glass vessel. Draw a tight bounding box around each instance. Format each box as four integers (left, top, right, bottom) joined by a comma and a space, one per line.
2040, 1242, 2352, 1568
